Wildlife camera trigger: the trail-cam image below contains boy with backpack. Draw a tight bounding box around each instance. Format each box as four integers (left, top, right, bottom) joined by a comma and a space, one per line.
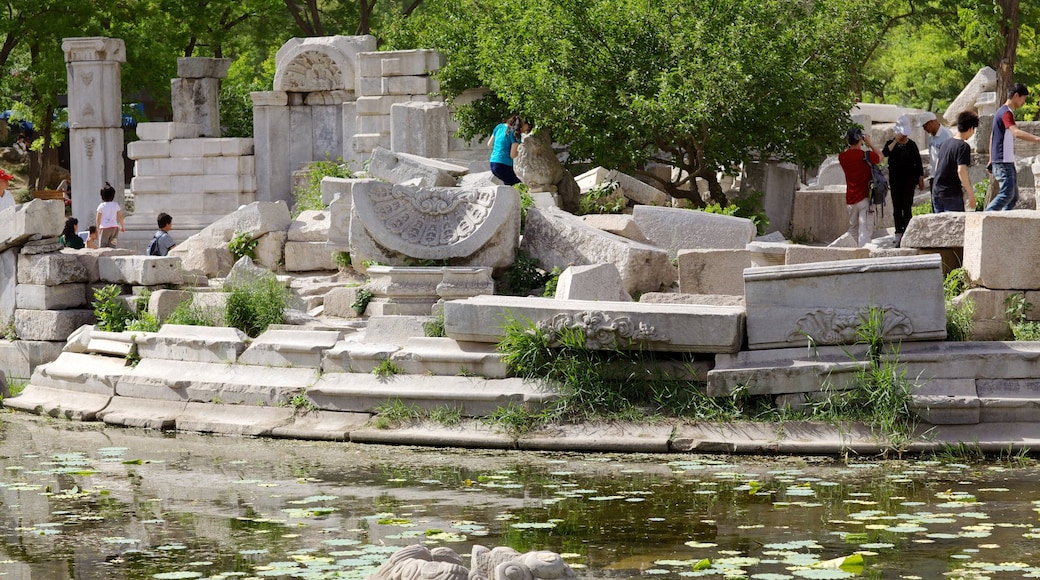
147, 212, 176, 256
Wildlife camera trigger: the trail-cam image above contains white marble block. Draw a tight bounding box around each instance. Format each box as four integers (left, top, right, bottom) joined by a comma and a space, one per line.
964, 210, 1040, 290
98, 256, 184, 286
632, 205, 757, 257
743, 254, 947, 350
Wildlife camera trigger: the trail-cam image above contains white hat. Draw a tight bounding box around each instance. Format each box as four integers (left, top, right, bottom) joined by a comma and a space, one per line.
919, 111, 937, 124
894, 115, 910, 136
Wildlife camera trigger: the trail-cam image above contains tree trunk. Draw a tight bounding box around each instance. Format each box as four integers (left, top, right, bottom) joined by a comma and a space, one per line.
994, 0, 1020, 99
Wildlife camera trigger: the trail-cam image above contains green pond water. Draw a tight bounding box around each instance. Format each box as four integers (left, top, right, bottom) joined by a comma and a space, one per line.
2, 415, 1040, 579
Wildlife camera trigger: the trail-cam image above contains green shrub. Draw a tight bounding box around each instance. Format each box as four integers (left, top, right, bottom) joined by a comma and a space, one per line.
1005, 292, 1040, 340
704, 190, 770, 235
373, 358, 403, 378
228, 231, 258, 262
519, 189, 534, 233
293, 157, 353, 216
92, 285, 134, 332
579, 181, 624, 215
165, 298, 220, 327
352, 288, 374, 315
541, 267, 563, 298
225, 276, 288, 337
423, 308, 446, 337
501, 249, 549, 296
973, 178, 989, 212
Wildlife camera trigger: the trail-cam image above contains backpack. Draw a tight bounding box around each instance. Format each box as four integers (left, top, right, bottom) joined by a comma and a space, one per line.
146, 232, 163, 256
864, 151, 889, 211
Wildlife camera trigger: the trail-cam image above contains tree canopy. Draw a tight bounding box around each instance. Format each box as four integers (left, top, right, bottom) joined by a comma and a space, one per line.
392, 0, 881, 203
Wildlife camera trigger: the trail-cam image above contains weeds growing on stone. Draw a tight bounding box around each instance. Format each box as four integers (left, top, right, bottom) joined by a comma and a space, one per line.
352, 288, 373, 315
372, 359, 402, 378
293, 157, 353, 216
373, 399, 423, 429
944, 268, 974, 341
228, 231, 258, 262
423, 309, 445, 338
225, 276, 288, 337
578, 180, 624, 215
165, 298, 220, 327
429, 404, 463, 426
483, 402, 546, 437
1005, 292, 1040, 340
500, 250, 549, 296
92, 285, 134, 332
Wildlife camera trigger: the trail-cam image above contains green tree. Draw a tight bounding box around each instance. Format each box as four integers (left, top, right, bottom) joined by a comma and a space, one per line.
411, 0, 880, 204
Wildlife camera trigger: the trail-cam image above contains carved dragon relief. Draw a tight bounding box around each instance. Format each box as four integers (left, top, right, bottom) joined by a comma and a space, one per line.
535, 311, 666, 349
785, 306, 914, 344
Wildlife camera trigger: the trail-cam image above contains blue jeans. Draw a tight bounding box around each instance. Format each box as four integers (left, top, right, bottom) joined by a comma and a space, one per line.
933, 196, 965, 213
985, 162, 1018, 211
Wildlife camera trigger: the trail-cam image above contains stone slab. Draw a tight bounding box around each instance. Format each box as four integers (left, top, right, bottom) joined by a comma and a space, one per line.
174, 401, 294, 436
0, 199, 65, 253
0, 340, 64, 381
322, 340, 402, 374
29, 351, 129, 395
269, 410, 371, 441
632, 205, 757, 256
963, 211, 1040, 290
349, 422, 516, 449
390, 337, 509, 378
17, 252, 89, 285
444, 295, 745, 353
15, 283, 88, 310
135, 324, 249, 363
553, 263, 631, 302
14, 309, 95, 341
743, 254, 946, 350
117, 358, 317, 405
238, 329, 341, 368
97, 397, 187, 430
901, 213, 965, 248
284, 241, 337, 272
784, 246, 870, 265
676, 249, 751, 296
287, 210, 331, 242
2, 384, 111, 421
307, 373, 556, 416
670, 421, 892, 455
98, 255, 184, 286
518, 423, 673, 453
521, 206, 676, 295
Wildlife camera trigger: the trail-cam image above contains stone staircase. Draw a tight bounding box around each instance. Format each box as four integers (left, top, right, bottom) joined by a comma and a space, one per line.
5, 318, 555, 440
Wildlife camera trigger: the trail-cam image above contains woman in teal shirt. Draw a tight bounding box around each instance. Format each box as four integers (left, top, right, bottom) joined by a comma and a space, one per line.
487, 115, 528, 185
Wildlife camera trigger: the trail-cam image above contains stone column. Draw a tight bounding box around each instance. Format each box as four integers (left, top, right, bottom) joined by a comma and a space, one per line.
171, 57, 231, 138
62, 37, 126, 230
251, 91, 291, 205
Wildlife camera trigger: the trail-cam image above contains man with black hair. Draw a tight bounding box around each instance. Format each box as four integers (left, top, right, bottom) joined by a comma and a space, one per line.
838, 127, 881, 247
932, 111, 980, 213
987, 83, 1040, 211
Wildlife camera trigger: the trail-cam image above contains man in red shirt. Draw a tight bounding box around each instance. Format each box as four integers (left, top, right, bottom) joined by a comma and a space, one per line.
838, 127, 882, 247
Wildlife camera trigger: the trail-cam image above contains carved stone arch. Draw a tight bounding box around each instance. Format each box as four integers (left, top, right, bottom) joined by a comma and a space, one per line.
272, 35, 376, 95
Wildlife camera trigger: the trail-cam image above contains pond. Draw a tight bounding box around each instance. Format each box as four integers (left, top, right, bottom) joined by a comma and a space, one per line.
1, 414, 1039, 580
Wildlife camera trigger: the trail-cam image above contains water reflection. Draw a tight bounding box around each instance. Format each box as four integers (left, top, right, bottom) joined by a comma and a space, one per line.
1, 415, 1039, 579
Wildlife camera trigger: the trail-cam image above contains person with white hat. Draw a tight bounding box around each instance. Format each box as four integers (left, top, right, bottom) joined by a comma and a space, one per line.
883, 116, 924, 245
920, 111, 952, 184
0, 169, 15, 213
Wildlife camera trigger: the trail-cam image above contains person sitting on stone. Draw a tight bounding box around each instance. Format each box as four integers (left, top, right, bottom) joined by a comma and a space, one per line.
60, 216, 85, 249
79, 225, 99, 249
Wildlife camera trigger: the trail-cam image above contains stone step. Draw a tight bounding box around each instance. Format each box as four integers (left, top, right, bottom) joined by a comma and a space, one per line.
135, 324, 249, 363
307, 372, 557, 416
238, 328, 341, 368
323, 337, 510, 378
31, 351, 130, 395
116, 358, 317, 405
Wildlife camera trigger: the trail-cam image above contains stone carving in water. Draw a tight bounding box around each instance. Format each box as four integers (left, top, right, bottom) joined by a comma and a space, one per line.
784, 306, 913, 344
365, 544, 576, 580
536, 311, 664, 349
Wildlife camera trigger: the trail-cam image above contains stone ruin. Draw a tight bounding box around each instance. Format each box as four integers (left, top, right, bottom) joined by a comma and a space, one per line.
366, 544, 576, 580
7, 37, 1040, 448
